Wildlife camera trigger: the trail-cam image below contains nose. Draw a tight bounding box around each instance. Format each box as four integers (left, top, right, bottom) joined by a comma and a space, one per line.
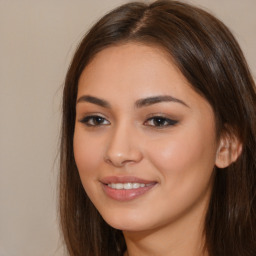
104, 123, 143, 167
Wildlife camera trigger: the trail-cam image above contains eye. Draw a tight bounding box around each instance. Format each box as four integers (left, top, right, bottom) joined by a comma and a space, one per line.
79, 115, 110, 127
144, 116, 178, 127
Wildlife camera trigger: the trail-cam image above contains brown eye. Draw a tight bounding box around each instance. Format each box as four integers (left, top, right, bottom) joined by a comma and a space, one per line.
144, 116, 178, 127
79, 115, 110, 126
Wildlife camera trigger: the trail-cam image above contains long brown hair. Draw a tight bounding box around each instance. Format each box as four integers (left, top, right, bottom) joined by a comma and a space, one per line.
60, 1, 256, 255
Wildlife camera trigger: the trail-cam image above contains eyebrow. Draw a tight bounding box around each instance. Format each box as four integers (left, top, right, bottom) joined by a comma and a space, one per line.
76, 95, 189, 108
76, 95, 111, 108
135, 95, 189, 108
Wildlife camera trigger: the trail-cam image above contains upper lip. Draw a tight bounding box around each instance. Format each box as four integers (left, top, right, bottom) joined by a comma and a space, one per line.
100, 176, 156, 185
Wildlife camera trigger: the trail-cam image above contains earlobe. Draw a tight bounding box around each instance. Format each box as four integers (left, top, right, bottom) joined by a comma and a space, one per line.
215, 133, 242, 169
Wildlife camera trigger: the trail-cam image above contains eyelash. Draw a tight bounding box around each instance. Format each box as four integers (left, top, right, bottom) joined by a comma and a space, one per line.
79, 115, 178, 128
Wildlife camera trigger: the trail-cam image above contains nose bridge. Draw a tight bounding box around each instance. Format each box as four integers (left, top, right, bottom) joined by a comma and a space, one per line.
104, 119, 142, 166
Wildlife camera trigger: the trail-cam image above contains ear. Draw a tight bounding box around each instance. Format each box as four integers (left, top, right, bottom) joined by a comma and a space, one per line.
215, 131, 242, 168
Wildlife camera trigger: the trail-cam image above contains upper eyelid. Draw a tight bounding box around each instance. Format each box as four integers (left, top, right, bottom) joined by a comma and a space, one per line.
145, 113, 178, 120
77, 112, 109, 120
146, 116, 176, 121
79, 114, 109, 121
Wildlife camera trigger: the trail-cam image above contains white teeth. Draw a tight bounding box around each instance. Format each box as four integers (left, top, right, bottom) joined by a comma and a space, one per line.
115, 183, 123, 189
107, 183, 149, 190
132, 183, 140, 189
123, 183, 133, 189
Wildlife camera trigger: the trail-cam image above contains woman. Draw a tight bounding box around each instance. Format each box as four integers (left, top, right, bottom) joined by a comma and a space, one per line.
59, 1, 256, 255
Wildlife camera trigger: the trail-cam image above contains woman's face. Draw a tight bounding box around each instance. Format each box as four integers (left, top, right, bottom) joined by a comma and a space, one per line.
74, 43, 219, 232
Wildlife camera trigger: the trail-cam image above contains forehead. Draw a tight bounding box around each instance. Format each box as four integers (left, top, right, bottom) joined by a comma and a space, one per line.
77, 43, 206, 109
79, 43, 176, 82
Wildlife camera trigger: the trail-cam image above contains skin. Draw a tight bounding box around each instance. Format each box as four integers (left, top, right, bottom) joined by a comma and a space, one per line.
73, 43, 224, 256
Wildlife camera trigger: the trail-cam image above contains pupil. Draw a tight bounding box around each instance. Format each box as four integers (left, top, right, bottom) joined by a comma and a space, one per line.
95, 117, 103, 124
154, 117, 165, 126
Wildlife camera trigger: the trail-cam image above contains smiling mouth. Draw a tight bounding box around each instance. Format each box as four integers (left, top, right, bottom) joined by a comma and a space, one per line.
101, 177, 157, 201
107, 182, 153, 189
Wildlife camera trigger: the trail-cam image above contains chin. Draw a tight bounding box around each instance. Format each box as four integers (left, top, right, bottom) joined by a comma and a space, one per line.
100, 210, 156, 232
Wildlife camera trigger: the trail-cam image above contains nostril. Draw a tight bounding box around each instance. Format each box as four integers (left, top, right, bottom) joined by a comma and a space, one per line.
104, 158, 113, 165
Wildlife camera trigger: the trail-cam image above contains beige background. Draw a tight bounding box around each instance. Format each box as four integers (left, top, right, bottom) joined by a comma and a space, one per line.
0, 1, 255, 256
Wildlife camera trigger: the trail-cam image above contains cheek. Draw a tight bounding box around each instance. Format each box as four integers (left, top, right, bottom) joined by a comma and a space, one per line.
145, 124, 217, 186
142, 126, 217, 221
73, 128, 104, 181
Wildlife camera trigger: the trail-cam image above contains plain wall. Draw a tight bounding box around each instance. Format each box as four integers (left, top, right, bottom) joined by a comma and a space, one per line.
0, 1, 255, 255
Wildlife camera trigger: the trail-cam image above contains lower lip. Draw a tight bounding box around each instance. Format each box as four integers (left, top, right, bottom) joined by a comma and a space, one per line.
102, 183, 156, 201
